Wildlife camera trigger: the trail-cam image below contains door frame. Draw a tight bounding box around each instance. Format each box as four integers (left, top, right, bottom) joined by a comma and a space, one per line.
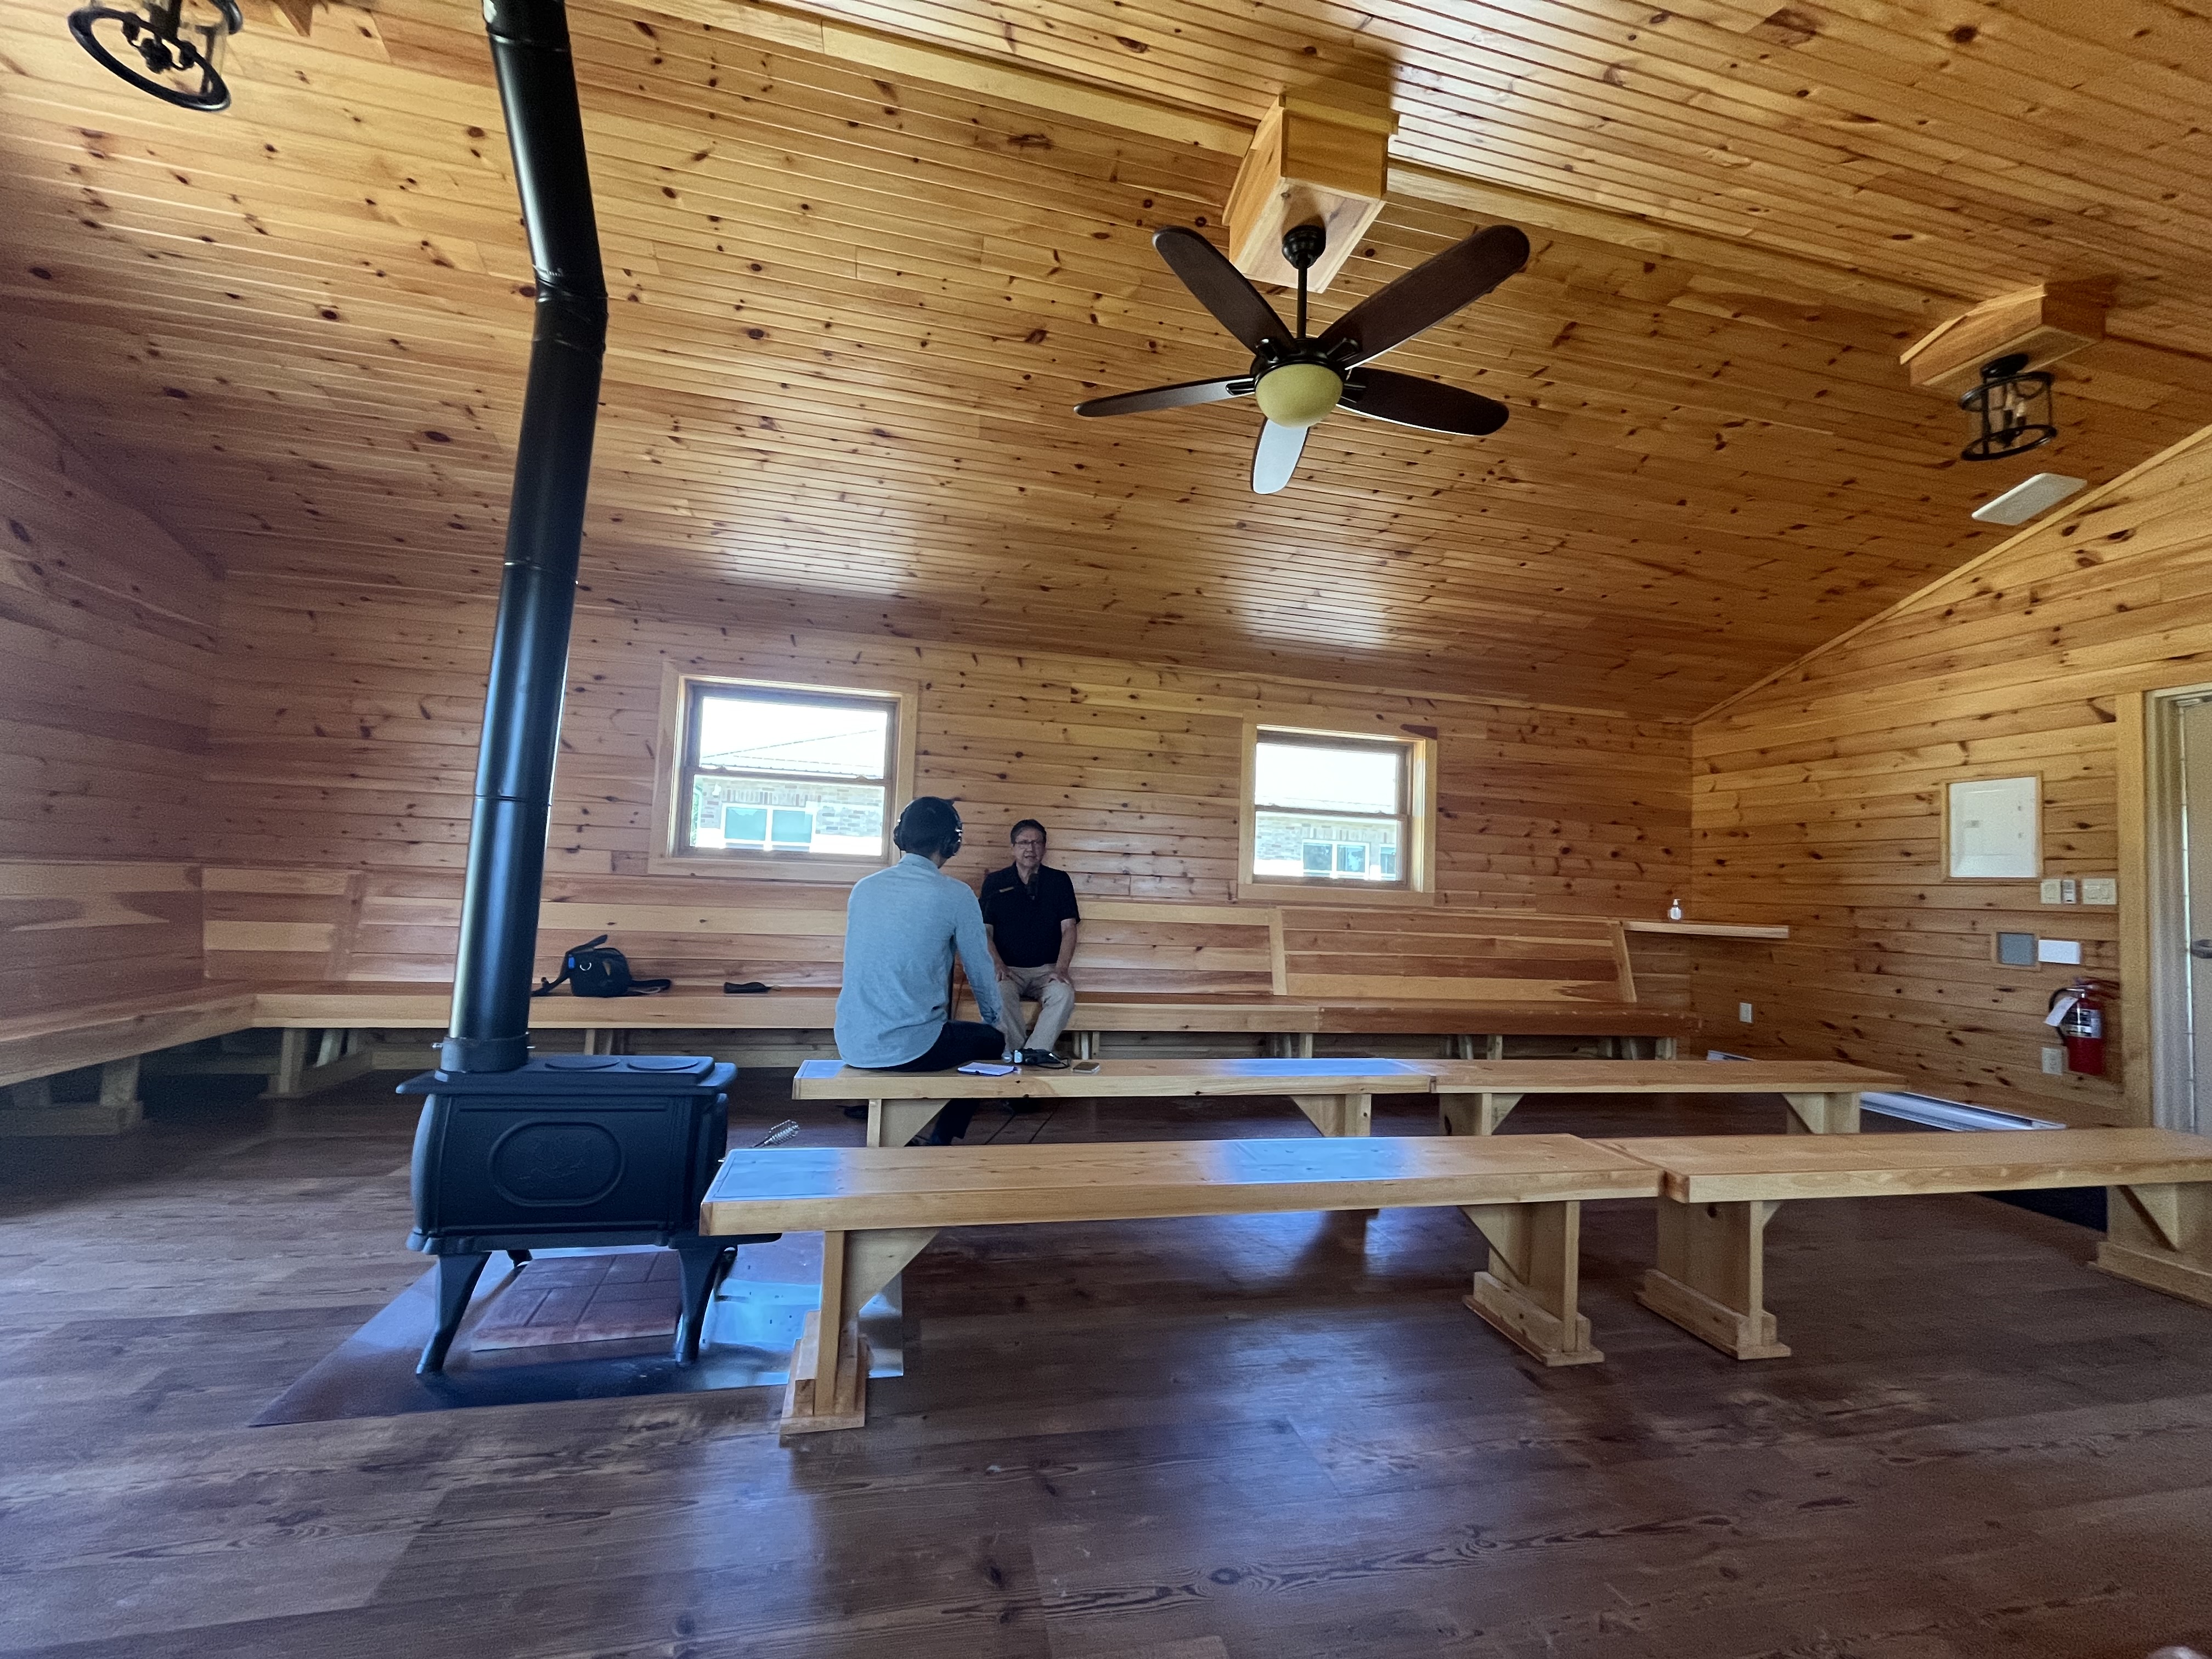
2121, 681, 2212, 1131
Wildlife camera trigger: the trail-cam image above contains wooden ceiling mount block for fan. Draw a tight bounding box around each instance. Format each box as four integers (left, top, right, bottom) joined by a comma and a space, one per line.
1899, 280, 2109, 396
1226, 93, 1397, 294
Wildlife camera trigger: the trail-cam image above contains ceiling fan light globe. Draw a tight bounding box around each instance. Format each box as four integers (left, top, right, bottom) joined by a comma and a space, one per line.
1254, 363, 1343, 429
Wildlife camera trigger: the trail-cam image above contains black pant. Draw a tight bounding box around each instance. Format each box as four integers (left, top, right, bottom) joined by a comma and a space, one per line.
854, 1020, 1003, 1141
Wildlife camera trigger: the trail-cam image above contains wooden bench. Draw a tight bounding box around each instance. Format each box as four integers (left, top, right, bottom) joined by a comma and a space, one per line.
698, 1134, 1664, 1434
1415, 1059, 1904, 1137
213, 867, 1733, 1065
0, 988, 256, 1135
1605, 1128, 2212, 1359
789, 1056, 1431, 1146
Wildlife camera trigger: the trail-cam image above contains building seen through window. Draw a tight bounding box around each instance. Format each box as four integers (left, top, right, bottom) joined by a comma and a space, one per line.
1251, 730, 1409, 884
680, 686, 896, 861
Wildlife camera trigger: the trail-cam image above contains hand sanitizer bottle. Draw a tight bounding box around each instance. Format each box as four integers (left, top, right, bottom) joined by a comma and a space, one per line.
1667, 896, 1684, 921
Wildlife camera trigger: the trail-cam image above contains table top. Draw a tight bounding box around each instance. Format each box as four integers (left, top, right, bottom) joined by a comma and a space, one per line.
1415, 1059, 1903, 1094
790, 1056, 1432, 1099
1601, 1127, 2212, 1203
701, 1133, 1661, 1233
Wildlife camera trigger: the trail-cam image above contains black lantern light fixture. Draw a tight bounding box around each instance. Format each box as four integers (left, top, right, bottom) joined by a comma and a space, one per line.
1959, 351, 2057, 462
69, 0, 241, 111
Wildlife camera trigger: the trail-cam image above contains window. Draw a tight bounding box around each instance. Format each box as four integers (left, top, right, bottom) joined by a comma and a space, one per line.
669, 680, 903, 868
1248, 728, 1417, 889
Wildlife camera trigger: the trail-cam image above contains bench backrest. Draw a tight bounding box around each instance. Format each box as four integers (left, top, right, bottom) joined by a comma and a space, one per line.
1278, 908, 1634, 1003
700, 1134, 1662, 1232
202, 866, 1646, 1008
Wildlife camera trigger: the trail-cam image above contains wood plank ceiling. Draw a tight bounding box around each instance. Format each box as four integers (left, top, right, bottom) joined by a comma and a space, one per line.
1, 0, 2208, 717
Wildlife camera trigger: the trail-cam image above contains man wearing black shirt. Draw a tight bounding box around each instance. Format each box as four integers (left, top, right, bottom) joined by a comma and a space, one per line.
979, 819, 1080, 1067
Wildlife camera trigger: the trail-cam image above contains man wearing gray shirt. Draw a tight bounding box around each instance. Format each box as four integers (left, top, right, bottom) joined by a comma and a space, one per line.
835, 797, 1007, 1142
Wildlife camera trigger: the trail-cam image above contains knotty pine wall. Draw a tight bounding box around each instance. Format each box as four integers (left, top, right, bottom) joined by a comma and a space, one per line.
0, 377, 220, 1013
202, 556, 1691, 991
1688, 426, 2212, 1127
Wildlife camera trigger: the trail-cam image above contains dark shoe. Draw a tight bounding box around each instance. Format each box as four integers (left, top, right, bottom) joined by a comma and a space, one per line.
1019, 1049, 1068, 1069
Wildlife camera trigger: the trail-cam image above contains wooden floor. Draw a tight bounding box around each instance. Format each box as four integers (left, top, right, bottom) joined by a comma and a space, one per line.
3, 1071, 2209, 1658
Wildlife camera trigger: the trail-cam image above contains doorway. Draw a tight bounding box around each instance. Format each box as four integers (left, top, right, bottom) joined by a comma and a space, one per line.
2141, 685, 2212, 1133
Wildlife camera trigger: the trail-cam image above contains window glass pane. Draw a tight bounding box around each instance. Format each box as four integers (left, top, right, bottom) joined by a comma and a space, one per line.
691, 778, 885, 856
1254, 738, 1399, 814
697, 694, 889, 778
1255, 811, 1402, 883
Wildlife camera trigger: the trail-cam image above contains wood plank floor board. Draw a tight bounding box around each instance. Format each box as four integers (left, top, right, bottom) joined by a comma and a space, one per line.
0, 1080, 2207, 1657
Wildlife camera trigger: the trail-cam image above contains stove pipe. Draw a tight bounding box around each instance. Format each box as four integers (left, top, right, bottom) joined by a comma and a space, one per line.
442, 0, 607, 1073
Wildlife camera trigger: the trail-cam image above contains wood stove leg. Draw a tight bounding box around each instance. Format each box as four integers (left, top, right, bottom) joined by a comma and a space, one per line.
417, 1251, 491, 1375
1462, 1200, 1602, 1366
1638, 1197, 1790, 1359
782, 1226, 936, 1438
671, 1240, 736, 1364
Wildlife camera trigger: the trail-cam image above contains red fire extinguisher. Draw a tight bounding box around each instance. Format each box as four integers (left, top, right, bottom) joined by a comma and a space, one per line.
2049, 979, 2108, 1076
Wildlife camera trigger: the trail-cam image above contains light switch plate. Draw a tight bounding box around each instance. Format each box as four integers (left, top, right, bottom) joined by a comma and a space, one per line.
2041, 1047, 2068, 1075
2060, 877, 2079, 903
2040, 878, 2063, 904
2083, 877, 2117, 905
2038, 939, 2083, 965
1738, 1002, 1754, 1024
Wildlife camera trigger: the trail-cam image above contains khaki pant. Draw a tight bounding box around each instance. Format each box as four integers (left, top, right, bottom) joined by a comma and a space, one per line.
995, 962, 1075, 1057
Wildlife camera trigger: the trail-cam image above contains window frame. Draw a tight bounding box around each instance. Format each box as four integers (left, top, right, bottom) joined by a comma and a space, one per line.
1237, 720, 1437, 905
648, 665, 918, 883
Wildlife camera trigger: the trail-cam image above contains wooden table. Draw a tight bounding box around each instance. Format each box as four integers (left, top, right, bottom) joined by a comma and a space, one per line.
1604, 1127, 2212, 1358
1414, 1059, 1904, 1136
700, 1134, 1664, 1433
791, 1056, 1432, 1146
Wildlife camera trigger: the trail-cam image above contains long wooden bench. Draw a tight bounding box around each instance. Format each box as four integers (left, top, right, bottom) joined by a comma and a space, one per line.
1416, 1059, 1904, 1137
0, 988, 255, 1135
212, 866, 1729, 1064
789, 1056, 1431, 1146
1605, 1128, 2212, 1359
698, 1135, 1665, 1434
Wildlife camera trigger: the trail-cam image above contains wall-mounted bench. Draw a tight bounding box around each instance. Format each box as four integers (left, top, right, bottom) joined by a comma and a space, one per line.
1605, 1128, 2212, 1359
0, 988, 255, 1136
789, 1056, 1431, 1146
698, 1134, 1663, 1435
1415, 1059, 1903, 1137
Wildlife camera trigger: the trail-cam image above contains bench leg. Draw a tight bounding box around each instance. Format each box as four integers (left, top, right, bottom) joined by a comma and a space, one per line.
2, 1062, 144, 1136
2095, 1183, 2212, 1309
1655, 1036, 1678, 1060
1462, 1201, 1602, 1366
1638, 1197, 1790, 1359
1782, 1091, 1860, 1135
1289, 1092, 1370, 1137
265, 1028, 374, 1102
1439, 1091, 1521, 1137
782, 1226, 936, 1439
864, 1099, 949, 1148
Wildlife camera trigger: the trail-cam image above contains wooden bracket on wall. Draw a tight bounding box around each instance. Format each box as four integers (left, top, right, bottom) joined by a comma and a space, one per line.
1899, 280, 2110, 396
1226, 93, 1396, 294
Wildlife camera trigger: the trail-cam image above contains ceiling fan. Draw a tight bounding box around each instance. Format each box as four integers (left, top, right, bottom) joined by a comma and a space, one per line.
1075, 220, 1531, 494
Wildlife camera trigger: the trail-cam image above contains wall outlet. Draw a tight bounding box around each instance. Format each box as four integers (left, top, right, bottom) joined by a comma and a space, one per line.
1738, 1002, 1754, 1024
2083, 877, 2118, 906
2041, 1046, 2068, 1075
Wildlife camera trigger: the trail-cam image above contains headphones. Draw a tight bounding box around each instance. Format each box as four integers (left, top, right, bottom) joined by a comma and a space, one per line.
893, 796, 963, 857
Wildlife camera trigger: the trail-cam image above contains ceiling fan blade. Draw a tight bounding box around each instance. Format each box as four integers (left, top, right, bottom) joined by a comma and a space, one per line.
1153, 226, 1290, 353
1074, 376, 1251, 417
1251, 419, 1308, 494
1318, 224, 1531, 366
1341, 366, 1510, 436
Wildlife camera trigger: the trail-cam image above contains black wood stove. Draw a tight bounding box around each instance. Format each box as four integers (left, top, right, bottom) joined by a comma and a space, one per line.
397, 0, 771, 1378
403, 1054, 764, 1373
